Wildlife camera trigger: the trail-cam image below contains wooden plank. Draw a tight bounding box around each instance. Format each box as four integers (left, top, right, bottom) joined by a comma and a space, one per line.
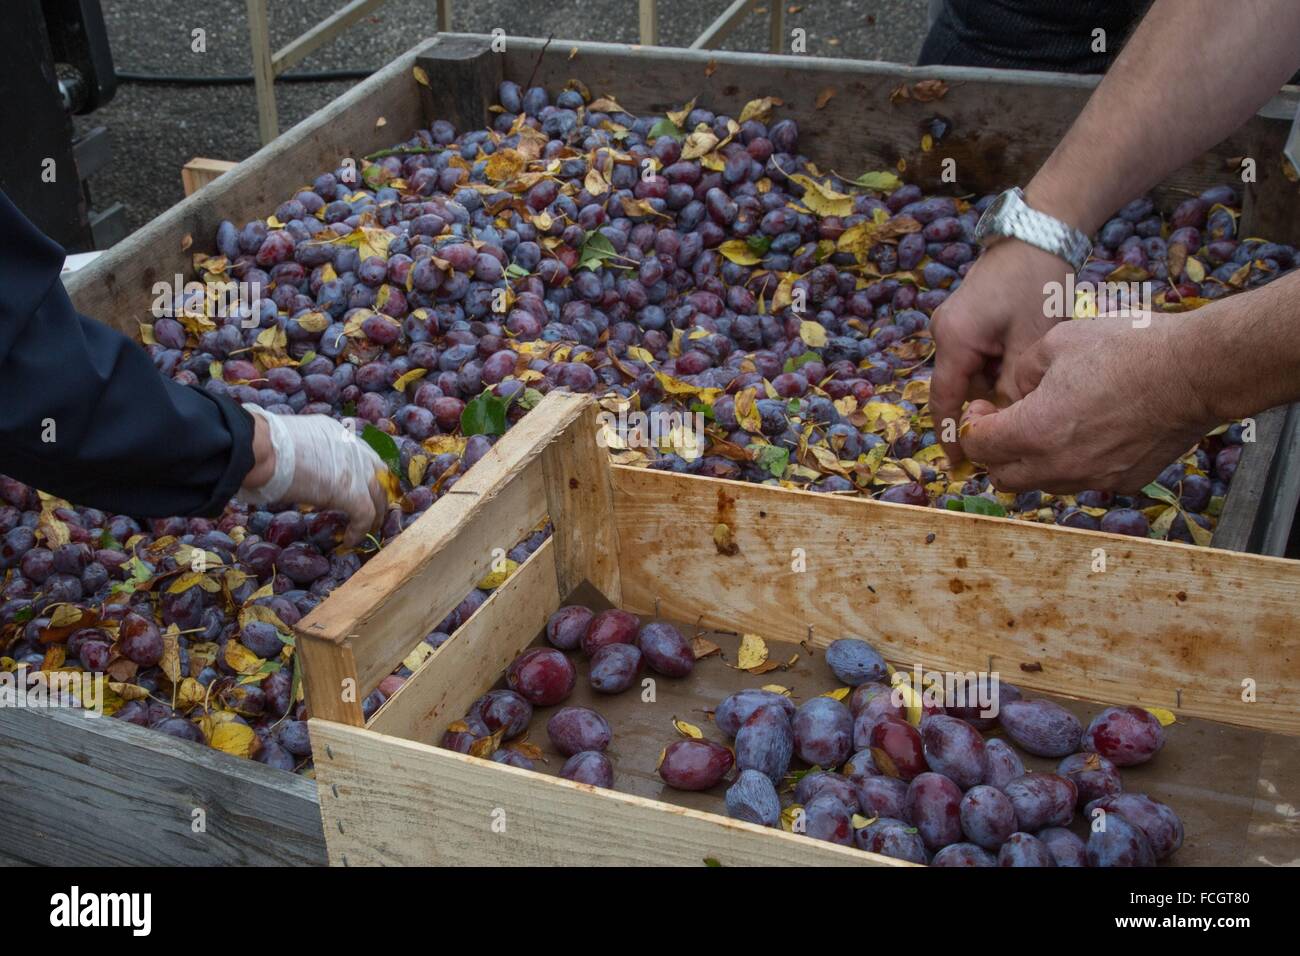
1255, 404, 1300, 555
367, 537, 560, 743
0, 707, 324, 866
246, 0, 279, 145
498, 38, 1300, 245
311, 719, 906, 866
436, 0, 453, 32
690, 0, 761, 51
273, 0, 390, 77
768, 1, 784, 54
540, 402, 622, 604
610, 466, 1300, 735
299, 633, 364, 726
1214, 404, 1287, 553
638, 0, 659, 46
295, 391, 591, 700
181, 158, 239, 197
64, 37, 436, 333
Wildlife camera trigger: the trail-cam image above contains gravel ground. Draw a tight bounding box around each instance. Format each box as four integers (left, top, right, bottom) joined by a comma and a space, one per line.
74, 0, 929, 235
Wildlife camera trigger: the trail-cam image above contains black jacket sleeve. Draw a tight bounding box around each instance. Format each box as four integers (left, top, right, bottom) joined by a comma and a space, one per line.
0, 190, 254, 518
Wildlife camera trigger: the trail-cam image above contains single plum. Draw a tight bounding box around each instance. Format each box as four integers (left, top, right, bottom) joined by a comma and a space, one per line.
547, 706, 612, 756
506, 647, 576, 706
658, 738, 734, 791
997, 698, 1083, 757
1081, 705, 1166, 767
725, 769, 781, 827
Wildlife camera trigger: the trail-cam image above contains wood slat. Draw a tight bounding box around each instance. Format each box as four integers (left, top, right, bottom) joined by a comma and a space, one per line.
540, 401, 622, 604
366, 537, 560, 744
493, 37, 1300, 245
273, 0, 390, 77
0, 707, 324, 866
181, 158, 238, 197
295, 391, 592, 708
610, 466, 1300, 735
64, 38, 433, 333
311, 719, 907, 867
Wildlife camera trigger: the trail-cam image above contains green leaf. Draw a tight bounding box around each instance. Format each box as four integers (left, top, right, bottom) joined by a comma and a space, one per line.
648, 118, 684, 142
945, 495, 1006, 517
1142, 482, 1181, 508
689, 401, 715, 421
783, 352, 820, 374
746, 234, 772, 256
517, 387, 545, 411
853, 170, 903, 191
341, 400, 358, 418
1206, 494, 1225, 517
361, 424, 401, 475
578, 230, 619, 271
754, 444, 790, 479
703, 857, 723, 867
13, 605, 34, 624
98, 529, 123, 550
461, 389, 510, 436
505, 263, 530, 280
785, 398, 803, 415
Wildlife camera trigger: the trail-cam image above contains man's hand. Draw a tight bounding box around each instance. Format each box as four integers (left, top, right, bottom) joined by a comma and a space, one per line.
931, 239, 1073, 461
238, 406, 388, 547
958, 312, 1214, 493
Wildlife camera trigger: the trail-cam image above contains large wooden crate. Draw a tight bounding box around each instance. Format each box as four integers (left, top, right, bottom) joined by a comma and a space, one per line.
6, 34, 1298, 867
306, 388, 1300, 866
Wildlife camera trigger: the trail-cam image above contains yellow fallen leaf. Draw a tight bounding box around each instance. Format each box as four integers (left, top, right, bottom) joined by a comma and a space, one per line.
718, 240, 762, 266
224, 641, 265, 676
736, 633, 769, 670
799, 320, 828, 348
393, 367, 427, 392
477, 559, 519, 590
821, 686, 852, 701
412, 65, 430, 87
485, 148, 526, 182
1144, 706, 1177, 727
681, 129, 719, 161
787, 173, 852, 217
673, 718, 703, 739
739, 96, 783, 124
211, 721, 257, 758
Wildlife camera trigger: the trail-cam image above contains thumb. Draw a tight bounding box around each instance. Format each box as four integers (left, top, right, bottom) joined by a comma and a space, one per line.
959, 396, 1036, 468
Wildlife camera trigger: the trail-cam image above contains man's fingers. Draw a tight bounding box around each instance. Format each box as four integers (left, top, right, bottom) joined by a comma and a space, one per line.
1008, 335, 1051, 402
931, 339, 986, 464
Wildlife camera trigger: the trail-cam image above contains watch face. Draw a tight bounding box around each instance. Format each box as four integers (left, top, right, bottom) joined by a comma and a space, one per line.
973, 192, 1007, 243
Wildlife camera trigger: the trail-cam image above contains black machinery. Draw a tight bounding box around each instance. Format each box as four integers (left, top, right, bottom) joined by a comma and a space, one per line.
1, 0, 124, 250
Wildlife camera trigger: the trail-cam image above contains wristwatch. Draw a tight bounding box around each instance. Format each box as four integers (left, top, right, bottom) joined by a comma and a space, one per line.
972, 187, 1093, 273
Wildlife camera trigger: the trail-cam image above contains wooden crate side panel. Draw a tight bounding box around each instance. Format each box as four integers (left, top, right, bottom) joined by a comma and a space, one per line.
1213, 403, 1288, 552
311, 719, 906, 867
610, 467, 1300, 735
485, 38, 1300, 243
296, 392, 591, 698
63, 40, 434, 334
0, 707, 324, 866
540, 402, 622, 603
366, 536, 560, 744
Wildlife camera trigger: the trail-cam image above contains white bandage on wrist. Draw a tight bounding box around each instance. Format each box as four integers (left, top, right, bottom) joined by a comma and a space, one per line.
236, 404, 297, 507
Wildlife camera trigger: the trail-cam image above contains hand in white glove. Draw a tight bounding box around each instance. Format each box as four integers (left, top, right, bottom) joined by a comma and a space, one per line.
236, 404, 388, 548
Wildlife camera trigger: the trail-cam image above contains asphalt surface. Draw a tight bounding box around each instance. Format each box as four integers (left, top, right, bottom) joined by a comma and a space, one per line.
74, 0, 929, 234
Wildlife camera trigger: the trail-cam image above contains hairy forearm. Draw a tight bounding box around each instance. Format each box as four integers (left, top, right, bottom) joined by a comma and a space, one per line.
1025, 0, 1300, 233
1176, 271, 1300, 424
